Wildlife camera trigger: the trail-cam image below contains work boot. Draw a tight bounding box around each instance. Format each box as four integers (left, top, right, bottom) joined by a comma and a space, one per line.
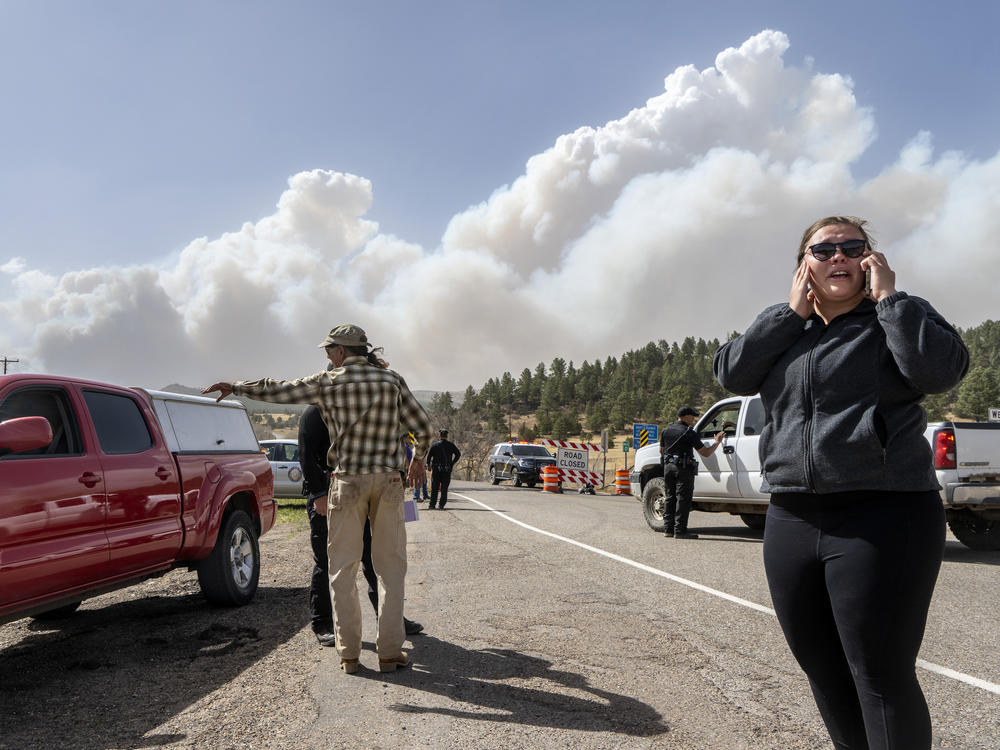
663, 526, 674, 538
314, 631, 337, 647
379, 651, 410, 673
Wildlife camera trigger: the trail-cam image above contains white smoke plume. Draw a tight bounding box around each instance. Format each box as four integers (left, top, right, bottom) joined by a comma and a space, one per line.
1, 30, 997, 392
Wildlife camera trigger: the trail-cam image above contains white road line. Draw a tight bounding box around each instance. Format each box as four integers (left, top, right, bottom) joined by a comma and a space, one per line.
451, 492, 1000, 697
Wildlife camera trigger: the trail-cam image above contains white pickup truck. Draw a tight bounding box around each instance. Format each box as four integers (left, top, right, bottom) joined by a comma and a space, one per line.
629, 395, 1000, 550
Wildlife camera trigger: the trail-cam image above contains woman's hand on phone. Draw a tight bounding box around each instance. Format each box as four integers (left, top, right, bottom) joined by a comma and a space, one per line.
790, 261, 815, 319
860, 251, 896, 302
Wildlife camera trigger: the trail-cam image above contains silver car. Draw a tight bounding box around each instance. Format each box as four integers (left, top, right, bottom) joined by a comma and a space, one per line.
259, 439, 304, 498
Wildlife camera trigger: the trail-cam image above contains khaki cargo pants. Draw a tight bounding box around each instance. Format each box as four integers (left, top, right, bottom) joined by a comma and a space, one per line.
326, 471, 407, 660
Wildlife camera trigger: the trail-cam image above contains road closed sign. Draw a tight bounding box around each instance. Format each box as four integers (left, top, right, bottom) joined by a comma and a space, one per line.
557, 447, 589, 471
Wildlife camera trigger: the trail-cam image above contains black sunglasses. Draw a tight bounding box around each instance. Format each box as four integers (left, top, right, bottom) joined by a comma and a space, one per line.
807, 239, 867, 261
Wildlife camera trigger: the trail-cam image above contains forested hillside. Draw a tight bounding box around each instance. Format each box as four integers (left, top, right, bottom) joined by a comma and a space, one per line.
425, 320, 1000, 477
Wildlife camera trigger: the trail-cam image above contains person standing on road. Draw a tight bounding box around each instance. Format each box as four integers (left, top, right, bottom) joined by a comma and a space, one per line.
425, 429, 460, 510
405, 435, 430, 502
298, 403, 423, 646
658, 406, 724, 539
204, 323, 433, 675
714, 216, 968, 749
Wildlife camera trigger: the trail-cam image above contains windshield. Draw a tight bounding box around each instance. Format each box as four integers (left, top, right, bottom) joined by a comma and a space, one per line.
511, 445, 552, 457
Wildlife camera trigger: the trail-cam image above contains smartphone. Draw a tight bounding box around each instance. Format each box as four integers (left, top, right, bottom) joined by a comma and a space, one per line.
865, 268, 872, 297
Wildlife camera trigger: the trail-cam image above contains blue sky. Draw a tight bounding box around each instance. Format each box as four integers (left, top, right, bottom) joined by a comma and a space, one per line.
1, 1, 998, 389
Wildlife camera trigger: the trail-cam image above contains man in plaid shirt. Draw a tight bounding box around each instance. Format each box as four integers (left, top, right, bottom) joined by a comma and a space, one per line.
204, 324, 432, 674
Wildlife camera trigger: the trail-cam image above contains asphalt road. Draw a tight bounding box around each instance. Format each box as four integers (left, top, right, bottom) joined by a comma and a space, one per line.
307, 480, 1000, 749
2, 480, 997, 749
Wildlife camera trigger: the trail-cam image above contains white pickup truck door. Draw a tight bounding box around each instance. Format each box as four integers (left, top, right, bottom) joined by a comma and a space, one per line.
693, 397, 768, 500
692, 399, 743, 498
734, 397, 768, 499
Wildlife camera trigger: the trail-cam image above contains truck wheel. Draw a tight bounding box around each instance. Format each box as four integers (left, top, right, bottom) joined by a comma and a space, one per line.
740, 513, 767, 531
514, 474, 522, 487
642, 477, 667, 532
32, 601, 81, 621
489, 466, 500, 485
947, 509, 1000, 551
527, 481, 537, 488
197, 509, 260, 606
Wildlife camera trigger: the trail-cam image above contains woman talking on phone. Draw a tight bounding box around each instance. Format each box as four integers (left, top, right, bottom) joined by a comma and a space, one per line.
714, 216, 968, 749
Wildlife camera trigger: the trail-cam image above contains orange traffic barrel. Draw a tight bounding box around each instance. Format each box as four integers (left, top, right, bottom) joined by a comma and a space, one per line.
615, 469, 630, 495
542, 465, 562, 494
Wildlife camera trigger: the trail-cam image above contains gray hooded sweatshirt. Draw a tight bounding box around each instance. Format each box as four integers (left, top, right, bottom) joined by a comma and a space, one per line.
714, 292, 968, 495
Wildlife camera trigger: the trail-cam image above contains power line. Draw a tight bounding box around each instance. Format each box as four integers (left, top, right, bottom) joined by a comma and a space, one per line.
1, 357, 19, 374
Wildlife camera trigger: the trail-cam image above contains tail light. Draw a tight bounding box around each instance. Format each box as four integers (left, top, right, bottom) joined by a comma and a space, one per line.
932, 428, 956, 469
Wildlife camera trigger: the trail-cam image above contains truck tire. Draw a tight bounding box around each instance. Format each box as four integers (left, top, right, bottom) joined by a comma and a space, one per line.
489, 466, 500, 485
740, 513, 767, 531
947, 509, 1000, 551
197, 509, 260, 606
642, 477, 667, 532
513, 474, 522, 487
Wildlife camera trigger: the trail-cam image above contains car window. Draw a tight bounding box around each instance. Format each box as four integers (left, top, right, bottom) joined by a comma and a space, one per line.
0, 386, 83, 457
698, 403, 741, 439
83, 390, 154, 455
511, 445, 552, 457
276, 443, 298, 462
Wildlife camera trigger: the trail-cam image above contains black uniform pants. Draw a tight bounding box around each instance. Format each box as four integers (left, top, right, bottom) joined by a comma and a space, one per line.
307, 498, 378, 631
430, 469, 452, 508
663, 461, 695, 532
763, 490, 944, 750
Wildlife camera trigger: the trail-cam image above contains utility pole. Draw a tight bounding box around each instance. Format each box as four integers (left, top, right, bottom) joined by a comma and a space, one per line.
1, 356, 18, 374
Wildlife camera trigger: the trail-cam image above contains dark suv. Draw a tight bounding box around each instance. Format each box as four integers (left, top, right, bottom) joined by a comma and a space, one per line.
488, 442, 556, 488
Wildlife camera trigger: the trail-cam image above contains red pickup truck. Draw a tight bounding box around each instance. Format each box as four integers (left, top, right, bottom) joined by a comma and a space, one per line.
0, 374, 276, 624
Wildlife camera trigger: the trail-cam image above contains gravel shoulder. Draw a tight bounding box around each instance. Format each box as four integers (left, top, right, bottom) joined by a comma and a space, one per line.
0, 518, 322, 750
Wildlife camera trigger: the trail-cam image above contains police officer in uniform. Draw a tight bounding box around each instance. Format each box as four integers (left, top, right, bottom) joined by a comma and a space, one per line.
659, 406, 724, 539
426, 429, 461, 509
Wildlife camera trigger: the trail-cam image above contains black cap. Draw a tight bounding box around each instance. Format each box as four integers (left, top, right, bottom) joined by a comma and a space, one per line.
677, 406, 699, 418
439, 429, 448, 437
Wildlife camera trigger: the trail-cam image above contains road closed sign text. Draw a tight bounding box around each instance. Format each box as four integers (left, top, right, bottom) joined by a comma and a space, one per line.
557, 447, 588, 471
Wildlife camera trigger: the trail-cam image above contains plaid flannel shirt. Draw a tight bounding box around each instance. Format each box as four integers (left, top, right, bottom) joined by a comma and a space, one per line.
233, 356, 433, 476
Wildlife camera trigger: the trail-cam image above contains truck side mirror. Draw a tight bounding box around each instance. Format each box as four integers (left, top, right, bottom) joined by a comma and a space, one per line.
0, 416, 53, 456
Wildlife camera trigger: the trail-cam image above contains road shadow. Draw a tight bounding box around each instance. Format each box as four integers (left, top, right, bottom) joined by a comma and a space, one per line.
0, 584, 306, 750
448, 484, 530, 494
361, 634, 669, 737
942, 540, 1000, 565
685, 523, 764, 544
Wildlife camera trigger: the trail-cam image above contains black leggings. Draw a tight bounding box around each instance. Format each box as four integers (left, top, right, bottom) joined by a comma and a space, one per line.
763, 490, 945, 750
